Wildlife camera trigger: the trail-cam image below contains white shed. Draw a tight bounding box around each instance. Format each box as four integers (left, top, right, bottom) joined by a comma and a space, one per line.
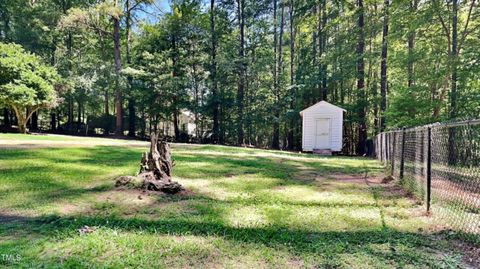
300, 101, 346, 152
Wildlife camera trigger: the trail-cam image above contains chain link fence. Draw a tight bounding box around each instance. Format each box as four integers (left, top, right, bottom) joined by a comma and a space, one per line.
375, 120, 480, 234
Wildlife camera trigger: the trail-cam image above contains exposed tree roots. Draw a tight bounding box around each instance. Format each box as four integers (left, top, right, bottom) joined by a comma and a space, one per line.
116, 133, 184, 194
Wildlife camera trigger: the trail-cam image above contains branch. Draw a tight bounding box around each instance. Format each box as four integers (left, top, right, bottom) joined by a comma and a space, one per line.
126, 0, 144, 13
435, 1, 451, 54
87, 24, 113, 38
26, 106, 38, 122
457, 0, 477, 54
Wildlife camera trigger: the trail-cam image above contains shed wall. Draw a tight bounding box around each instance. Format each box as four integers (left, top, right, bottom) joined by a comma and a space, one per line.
302, 104, 343, 151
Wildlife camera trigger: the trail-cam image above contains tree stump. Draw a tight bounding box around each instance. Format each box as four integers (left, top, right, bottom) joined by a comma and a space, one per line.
116, 133, 183, 194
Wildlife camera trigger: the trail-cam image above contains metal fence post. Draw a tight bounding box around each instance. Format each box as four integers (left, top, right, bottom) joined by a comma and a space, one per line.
383, 133, 387, 163
426, 127, 432, 213
385, 133, 389, 164
400, 127, 406, 179
391, 133, 396, 174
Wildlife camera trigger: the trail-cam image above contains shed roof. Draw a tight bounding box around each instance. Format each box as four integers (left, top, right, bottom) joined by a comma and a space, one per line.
299, 101, 346, 116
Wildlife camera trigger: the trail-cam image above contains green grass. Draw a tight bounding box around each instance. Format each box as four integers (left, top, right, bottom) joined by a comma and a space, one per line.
0, 133, 114, 141
0, 134, 471, 268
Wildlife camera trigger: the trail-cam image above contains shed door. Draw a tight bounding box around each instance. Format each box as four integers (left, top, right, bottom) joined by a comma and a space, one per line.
315, 118, 330, 149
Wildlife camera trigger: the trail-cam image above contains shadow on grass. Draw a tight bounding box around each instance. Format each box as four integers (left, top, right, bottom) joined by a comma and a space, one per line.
0, 145, 381, 213
0, 146, 142, 209
0, 145, 470, 267
174, 152, 380, 181
0, 211, 456, 268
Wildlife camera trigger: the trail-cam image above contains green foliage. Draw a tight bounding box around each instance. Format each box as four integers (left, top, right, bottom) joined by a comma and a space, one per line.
1, 0, 479, 148
0, 43, 57, 106
386, 85, 435, 128
87, 114, 116, 133
0, 42, 59, 132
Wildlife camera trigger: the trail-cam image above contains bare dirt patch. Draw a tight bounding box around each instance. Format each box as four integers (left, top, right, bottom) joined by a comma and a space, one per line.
453, 239, 480, 268
378, 183, 414, 199
295, 171, 324, 183
329, 173, 367, 184
59, 204, 81, 215
99, 187, 195, 202
291, 164, 327, 183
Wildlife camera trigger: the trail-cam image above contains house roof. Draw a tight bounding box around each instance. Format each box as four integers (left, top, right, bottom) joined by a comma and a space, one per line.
299, 101, 346, 116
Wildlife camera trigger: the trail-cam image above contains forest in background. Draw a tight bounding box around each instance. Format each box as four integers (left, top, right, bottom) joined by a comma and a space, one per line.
0, 0, 479, 154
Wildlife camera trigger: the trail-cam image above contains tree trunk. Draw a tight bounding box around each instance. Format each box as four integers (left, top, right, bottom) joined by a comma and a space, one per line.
104, 88, 109, 116
171, 31, 180, 141
448, 0, 459, 165
140, 109, 146, 139
18, 118, 27, 134
77, 100, 82, 124
379, 0, 389, 132
3, 108, 10, 127
219, 85, 225, 144
312, 5, 318, 104
450, 0, 458, 119
407, 1, 418, 89
31, 111, 38, 131
12, 106, 36, 134
117, 134, 183, 194
356, 0, 367, 155
271, 0, 280, 150
139, 134, 183, 193
68, 94, 74, 134
140, 134, 173, 182
236, 0, 245, 145
210, 0, 220, 144
320, 0, 327, 101
278, 3, 285, 140
316, 0, 321, 99
126, 0, 136, 137
128, 98, 135, 137
1, 9, 11, 42
373, 71, 379, 133
317, 0, 327, 101
173, 109, 180, 140
113, 0, 123, 136
287, 0, 295, 150
50, 111, 56, 131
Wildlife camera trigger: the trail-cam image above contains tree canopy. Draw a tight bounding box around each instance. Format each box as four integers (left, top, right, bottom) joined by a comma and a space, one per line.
0, 0, 479, 152
0, 42, 59, 133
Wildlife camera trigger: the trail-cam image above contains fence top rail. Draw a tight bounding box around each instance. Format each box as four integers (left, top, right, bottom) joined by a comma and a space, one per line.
377, 119, 480, 135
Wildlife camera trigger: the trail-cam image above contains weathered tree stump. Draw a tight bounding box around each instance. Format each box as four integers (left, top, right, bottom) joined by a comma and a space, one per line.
116, 133, 184, 194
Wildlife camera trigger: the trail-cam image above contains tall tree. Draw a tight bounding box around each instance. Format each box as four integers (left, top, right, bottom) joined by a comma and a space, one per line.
356, 0, 367, 155
318, 0, 327, 101
287, 0, 295, 149
379, 0, 389, 131
450, 0, 458, 119
2, 0, 479, 153
432, 0, 476, 118
210, 0, 220, 143
124, 0, 153, 137
113, 0, 123, 135
407, 0, 418, 89
236, 0, 246, 145
126, 0, 135, 137
271, 0, 285, 149
0, 0, 15, 128
0, 43, 59, 133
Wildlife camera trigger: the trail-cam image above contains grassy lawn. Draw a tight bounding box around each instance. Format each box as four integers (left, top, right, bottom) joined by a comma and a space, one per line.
0, 134, 472, 268
0, 133, 127, 142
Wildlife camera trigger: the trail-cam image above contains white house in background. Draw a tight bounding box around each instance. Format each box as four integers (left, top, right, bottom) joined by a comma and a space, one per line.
300, 101, 346, 152
159, 110, 197, 137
